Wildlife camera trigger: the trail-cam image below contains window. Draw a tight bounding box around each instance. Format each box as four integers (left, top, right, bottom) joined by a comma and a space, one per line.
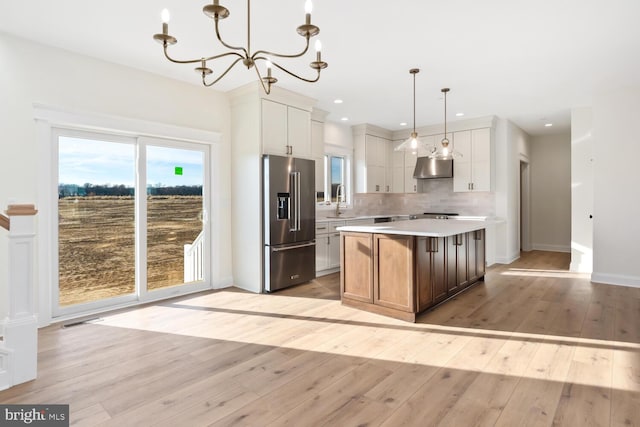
320, 153, 350, 205
329, 155, 345, 203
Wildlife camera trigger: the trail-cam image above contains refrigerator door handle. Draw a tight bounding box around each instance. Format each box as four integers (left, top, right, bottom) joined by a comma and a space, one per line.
271, 241, 316, 252
290, 171, 301, 232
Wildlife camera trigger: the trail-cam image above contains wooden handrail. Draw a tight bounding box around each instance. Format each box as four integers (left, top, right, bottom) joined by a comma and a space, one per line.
0, 214, 8, 231
1, 204, 38, 231
6, 204, 38, 216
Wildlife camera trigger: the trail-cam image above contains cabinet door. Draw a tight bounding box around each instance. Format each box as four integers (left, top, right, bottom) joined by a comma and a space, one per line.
384, 140, 393, 192
453, 130, 472, 192
288, 106, 311, 158
447, 233, 469, 292
373, 234, 415, 312
316, 233, 330, 271
341, 232, 374, 303
404, 167, 417, 193
391, 140, 405, 193
456, 233, 469, 289
328, 232, 341, 268
367, 165, 385, 193
471, 128, 491, 191
391, 166, 405, 193
262, 99, 288, 155
467, 229, 485, 281
417, 236, 446, 311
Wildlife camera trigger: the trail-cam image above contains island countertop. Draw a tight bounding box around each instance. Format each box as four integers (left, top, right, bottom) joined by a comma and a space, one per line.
337, 218, 488, 237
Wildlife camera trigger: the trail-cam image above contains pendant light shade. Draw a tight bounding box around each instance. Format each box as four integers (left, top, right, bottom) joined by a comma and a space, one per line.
395, 69, 427, 153
428, 88, 462, 159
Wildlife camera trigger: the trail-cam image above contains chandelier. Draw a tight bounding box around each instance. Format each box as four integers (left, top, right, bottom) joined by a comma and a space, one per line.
153, 0, 328, 94
429, 88, 462, 159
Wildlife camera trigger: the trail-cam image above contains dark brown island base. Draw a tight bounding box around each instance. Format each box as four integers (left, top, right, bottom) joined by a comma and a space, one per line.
338, 219, 487, 322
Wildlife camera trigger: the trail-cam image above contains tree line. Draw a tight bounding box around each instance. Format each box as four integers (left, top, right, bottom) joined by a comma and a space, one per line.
59, 183, 202, 198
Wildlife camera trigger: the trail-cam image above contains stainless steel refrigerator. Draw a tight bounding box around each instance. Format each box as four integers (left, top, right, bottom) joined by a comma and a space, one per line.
263, 155, 316, 292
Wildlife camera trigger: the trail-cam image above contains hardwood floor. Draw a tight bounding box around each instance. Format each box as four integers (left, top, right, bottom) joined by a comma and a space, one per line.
1, 251, 639, 426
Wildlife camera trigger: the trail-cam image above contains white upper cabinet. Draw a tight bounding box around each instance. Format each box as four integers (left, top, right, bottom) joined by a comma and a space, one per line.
311, 120, 325, 194
453, 128, 492, 192
262, 99, 311, 158
391, 140, 405, 193
353, 127, 392, 194
365, 135, 387, 193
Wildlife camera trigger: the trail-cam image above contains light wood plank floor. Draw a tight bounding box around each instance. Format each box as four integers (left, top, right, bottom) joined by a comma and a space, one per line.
2, 251, 640, 426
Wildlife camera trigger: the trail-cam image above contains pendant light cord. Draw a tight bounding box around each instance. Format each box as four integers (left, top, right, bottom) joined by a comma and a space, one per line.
444, 89, 447, 138
412, 71, 416, 134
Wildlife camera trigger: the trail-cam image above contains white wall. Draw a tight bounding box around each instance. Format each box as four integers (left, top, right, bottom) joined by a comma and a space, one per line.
591, 87, 640, 286
0, 33, 233, 321
570, 108, 594, 272
494, 118, 531, 263
324, 121, 354, 150
530, 133, 571, 252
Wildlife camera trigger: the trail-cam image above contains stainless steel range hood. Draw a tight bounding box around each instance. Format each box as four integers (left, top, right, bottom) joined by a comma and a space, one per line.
413, 157, 453, 179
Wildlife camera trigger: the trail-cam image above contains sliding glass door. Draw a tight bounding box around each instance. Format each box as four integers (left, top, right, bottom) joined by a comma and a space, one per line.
54, 130, 209, 316
145, 144, 205, 291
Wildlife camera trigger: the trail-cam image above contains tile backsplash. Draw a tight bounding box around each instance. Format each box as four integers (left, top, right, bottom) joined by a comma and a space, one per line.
352, 178, 495, 216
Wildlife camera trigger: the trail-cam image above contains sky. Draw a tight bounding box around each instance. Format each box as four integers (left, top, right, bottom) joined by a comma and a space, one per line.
58, 136, 204, 187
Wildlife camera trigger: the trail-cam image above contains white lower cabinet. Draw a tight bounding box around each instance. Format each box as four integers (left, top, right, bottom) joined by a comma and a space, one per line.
316, 218, 374, 275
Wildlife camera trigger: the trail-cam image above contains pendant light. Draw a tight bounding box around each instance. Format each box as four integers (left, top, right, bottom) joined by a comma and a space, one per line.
429, 88, 462, 159
394, 69, 425, 153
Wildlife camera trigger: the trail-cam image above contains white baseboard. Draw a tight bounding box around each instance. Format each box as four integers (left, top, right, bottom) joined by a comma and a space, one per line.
316, 267, 340, 277
495, 252, 520, 265
532, 244, 571, 253
591, 272, 640, 288
212, 276, 234, 289
570, 261, 592, 273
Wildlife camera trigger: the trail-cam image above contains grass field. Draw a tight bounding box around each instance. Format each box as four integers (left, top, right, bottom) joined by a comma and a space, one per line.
58, 196, 203, 307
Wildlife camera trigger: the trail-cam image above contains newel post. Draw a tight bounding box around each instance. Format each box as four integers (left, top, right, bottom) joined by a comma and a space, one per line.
0, 204, 38, 390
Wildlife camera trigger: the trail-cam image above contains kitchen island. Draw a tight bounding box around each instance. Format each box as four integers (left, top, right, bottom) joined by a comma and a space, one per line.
337, 219, 487, 322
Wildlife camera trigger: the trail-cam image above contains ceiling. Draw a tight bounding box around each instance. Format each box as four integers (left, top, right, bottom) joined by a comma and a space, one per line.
2, 0, 640, 136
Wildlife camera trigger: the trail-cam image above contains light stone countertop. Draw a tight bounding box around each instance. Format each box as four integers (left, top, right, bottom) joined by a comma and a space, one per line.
336, 218, 489, 237
315, 214, 409, 223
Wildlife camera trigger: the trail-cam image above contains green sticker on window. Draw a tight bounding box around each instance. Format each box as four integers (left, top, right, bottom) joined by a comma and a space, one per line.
175, 166, 183, 176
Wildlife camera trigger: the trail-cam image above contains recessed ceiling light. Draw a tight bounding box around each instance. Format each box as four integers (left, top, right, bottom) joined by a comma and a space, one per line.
334, 99, 343, 104
400, 122, 407, 126
456, 112, 464, 117
545, 123, 553, 127
341, 117, 349, 121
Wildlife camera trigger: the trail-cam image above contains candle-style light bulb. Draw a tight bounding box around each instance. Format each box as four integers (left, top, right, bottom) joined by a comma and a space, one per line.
411, 137, 418, 150
315, 39, 322, 62
305, 0, 312, 24
161, 8, 170, 35
161, 8, 170, 23
266, 60, 273, 77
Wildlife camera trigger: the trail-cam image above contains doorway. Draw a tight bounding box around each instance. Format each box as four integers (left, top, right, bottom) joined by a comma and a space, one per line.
520, 159, 531, 251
